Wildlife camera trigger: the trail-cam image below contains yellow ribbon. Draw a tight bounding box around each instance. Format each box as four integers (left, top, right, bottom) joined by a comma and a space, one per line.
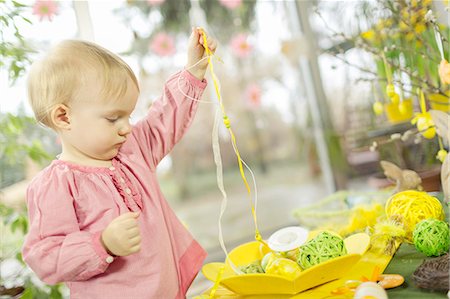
198, 29, 267, 298
200, 29, 263, 239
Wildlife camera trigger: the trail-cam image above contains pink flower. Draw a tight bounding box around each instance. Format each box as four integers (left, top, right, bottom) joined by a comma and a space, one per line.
219, 0, 242, 9
32, 0, 59, 22
147, 0, 165, 6
230, 33, 252, 58
245, 83, 261, 109
150, 32, 176, 56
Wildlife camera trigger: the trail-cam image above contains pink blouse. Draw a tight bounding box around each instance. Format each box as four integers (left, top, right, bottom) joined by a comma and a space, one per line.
22, 70, 208, 299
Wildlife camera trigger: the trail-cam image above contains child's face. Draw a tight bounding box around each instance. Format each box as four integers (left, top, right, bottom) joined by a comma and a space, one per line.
62, 77, 139, 163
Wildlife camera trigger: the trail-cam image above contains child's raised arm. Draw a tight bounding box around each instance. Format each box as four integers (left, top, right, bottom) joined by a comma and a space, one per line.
121, 29, 217, 170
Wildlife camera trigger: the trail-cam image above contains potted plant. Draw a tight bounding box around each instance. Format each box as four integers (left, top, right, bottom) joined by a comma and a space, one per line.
318, 0, 449, 191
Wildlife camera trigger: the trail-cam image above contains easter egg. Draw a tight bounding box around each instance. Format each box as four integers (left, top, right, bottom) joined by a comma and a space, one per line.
264, 257, 302, 280
261, 252, 278, 271
386, 84, 396, 97
373, 101, 384, 115
416, 117, 436, 139
354, 282, 388, 299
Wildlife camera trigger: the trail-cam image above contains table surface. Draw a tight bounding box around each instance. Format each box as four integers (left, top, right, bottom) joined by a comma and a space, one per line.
200, 193, 449, 298
384, 243, 448, 299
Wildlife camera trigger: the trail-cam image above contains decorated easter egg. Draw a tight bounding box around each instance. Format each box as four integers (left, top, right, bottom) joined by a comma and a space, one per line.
354, 282, 388, 299
264, 257, 302, 280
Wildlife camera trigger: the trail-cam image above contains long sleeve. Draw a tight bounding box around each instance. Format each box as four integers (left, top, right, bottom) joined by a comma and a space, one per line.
22, 172, 113, 285
124, 70, 207, 170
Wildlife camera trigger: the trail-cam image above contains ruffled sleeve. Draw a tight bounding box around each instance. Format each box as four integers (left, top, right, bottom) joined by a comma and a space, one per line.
124, 70, 207, 170
22, 169, 114, 284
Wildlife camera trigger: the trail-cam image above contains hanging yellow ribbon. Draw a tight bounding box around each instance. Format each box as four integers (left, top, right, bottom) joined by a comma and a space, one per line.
197, 29, 268, 298
199, 29, 264, 242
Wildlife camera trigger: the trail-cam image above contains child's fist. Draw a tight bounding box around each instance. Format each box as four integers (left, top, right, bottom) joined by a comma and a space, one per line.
186, 27, 218, 80
101, 212, 141, 256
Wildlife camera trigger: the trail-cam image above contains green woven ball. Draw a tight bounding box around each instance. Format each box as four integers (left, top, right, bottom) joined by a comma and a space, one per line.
412, 218, 450, 257
296, 231, 347, 269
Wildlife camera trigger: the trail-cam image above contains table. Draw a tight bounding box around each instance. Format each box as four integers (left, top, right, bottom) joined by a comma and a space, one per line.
200, 192, 449, 298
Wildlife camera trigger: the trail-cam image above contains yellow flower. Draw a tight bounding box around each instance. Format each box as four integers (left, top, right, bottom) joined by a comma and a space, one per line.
361, 29, 375, 41
375, 19, 390, 31
414, 23, 426, 34
439, 59, 450, 84
409, 13, 418, 25
399, 21, 409, 31
405, 32, 415, 41
401, 9, 410, 21
436, 149, 448, 163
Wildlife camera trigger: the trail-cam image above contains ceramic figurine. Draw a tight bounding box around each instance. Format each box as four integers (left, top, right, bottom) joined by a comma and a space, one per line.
380, 160, 422, 192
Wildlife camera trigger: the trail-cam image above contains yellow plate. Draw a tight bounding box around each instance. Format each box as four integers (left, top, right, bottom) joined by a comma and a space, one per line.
202, 233, 370, 295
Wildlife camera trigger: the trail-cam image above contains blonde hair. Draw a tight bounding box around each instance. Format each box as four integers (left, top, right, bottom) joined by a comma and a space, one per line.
27, 40, 139, 128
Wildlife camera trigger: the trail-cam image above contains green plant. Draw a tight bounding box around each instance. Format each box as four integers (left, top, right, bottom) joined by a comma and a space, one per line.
0, 0, 63, 297
0, 0, 35, 84
317, 0, 448, 172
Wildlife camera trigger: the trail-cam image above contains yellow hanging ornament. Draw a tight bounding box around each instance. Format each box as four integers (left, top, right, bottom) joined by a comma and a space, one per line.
436, 149, 448, 163
373, 101, 384, 115
390, 93, 400, 104
411, 89, 436, 139
386, 84, 396, 97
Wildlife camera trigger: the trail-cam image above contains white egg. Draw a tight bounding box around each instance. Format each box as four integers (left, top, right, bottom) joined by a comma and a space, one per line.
354, 282, 388, 299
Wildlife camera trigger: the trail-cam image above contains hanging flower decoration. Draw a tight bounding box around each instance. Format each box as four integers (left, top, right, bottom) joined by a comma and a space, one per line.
219, 0, 242, 9
149, 32, 176, 56
32, 0, 59, 22
147, 0, 165, 6
230, 33, 252, 58
411, 89, 436, 139
245, 83, 262, 109
436, 149, 448, 163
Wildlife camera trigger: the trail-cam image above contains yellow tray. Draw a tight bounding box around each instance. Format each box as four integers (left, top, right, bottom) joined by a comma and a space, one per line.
202, 233, 370, 295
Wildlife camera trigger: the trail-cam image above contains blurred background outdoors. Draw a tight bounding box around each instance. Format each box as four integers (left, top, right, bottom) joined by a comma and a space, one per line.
1, 0, 449, 297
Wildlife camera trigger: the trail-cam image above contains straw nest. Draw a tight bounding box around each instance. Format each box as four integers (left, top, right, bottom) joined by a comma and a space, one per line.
412, 253, 449, 291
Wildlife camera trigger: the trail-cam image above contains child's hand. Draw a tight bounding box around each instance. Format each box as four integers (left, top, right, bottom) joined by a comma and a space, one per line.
186, 27, 218, 80
101, 212, 141, 256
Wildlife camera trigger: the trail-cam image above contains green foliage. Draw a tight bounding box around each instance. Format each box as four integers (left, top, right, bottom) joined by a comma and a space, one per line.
124, 0, 192, 33
20, 283, 64, 299
0, 0, 35, 84
199, 0, 257, 40
0, 1, 64, 297
1, 202, 66, 298
358, 0, 448, 95
0, 112, 52, 188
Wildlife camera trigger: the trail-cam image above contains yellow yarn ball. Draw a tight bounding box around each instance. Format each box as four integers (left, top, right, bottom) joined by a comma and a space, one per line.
385, 190, 444, 242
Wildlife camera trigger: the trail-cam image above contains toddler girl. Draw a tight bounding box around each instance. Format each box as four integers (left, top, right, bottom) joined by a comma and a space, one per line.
22, 28, 217, 299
